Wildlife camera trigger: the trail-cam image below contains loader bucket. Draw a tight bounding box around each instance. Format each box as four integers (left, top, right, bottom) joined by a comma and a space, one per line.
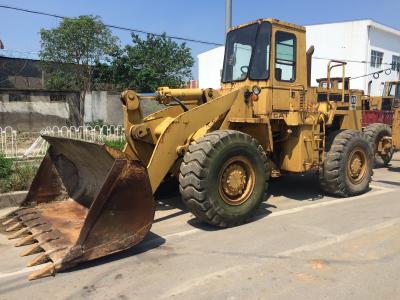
1, 136, 155, 280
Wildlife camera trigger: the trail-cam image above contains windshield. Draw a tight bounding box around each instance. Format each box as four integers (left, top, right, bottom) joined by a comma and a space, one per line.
222, 22, 271, 83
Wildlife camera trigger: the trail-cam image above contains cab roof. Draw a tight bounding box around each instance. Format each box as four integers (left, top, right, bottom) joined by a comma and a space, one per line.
228, 18, 306, 33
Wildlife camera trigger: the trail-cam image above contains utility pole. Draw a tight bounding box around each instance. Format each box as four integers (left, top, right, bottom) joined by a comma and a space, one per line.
225, 0, 232, 35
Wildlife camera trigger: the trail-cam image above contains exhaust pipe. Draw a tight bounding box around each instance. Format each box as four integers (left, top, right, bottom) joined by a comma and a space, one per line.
306, 45, 315, 87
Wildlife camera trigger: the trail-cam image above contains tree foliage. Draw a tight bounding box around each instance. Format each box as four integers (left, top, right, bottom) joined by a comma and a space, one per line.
40, 15, 118, 88
101, 33, 194, 92
40, 15, 119, 123
39, 15, 195, 124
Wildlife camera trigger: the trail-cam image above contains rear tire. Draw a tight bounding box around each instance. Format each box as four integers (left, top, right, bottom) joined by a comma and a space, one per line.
319, 130, 373, 197
364, 123, 393, 168
179, 130, 270, 227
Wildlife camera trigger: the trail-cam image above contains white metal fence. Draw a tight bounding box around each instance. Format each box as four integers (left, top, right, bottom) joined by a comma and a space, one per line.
0, 125, 125, 159
0, 126, 18, 158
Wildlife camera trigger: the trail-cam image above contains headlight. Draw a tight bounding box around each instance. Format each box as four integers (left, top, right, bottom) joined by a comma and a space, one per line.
252, 85, 261, 95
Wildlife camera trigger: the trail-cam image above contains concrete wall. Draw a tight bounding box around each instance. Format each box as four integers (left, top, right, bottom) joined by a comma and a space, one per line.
84, 91, 123, 125
0, 89, 123, 131
0, 89, 80, 130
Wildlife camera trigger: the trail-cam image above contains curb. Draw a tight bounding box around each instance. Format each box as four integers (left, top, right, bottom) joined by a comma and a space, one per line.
0, 191, 27, 209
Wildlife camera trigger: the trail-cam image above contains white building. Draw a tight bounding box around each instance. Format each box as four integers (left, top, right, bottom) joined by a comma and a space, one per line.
198, 19, 400, 96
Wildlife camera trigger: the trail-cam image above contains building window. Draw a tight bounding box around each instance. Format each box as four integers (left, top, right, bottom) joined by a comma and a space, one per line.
392, 55, 400, 72
275, 31, 296, 82
370, 50, 383, 68
50, 93, 67, 102
9, 92, 29, 102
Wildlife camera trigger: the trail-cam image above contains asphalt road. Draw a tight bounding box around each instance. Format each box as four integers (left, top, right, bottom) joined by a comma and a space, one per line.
1, 154, 400, 300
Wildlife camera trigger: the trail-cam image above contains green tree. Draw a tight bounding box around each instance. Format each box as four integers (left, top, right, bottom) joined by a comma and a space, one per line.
105, 33, 194, 92
40, 15, 119, 124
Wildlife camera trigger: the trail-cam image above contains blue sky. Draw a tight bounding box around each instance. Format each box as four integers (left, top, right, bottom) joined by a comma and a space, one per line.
1, 0, 400, 79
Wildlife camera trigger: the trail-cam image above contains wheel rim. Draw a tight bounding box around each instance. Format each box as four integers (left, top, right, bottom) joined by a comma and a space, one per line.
375, 136, 391, 162
218, 156, 255, 206
346, 147, 368, 184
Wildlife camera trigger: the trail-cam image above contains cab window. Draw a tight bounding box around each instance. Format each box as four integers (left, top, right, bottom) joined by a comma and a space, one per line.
275, 31, 296, 82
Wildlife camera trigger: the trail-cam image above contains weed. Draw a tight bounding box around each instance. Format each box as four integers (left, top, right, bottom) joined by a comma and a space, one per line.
104, 139, 126, 151
0, 162, 38, 193
0, 153, 13, 179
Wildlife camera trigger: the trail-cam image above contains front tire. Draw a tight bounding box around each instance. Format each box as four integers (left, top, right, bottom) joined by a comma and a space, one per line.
179, 130, 270, 227
319, 130, 373, 197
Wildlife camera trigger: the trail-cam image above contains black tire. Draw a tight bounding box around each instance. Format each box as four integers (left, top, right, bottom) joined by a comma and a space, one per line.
364, 123, 393, 168
179, 130, 270, 227
319, 130, 373, 197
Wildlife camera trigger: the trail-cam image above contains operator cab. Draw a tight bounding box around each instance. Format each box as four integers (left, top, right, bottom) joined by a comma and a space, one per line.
386, 81, 400, 108
220, 19, 307, 113
221, 19, 302, 86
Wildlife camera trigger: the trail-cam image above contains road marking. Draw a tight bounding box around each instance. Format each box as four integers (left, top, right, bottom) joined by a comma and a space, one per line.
269, 186, 394, 218
160, 264, 247, 299
152, 186, 395, 245
164, 228, 201, 239
0, 263, 51, 279
0, 184, 395, 280
278, 218, 400, 256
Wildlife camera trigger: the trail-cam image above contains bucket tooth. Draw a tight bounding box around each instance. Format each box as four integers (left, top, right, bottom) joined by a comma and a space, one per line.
46, 247, 67, 256
6, 222, 23, 232
14, 230, 51, 247
8, 227, 30, 240
14, 235, 35, 247
15, 210, 36, 219
20, 235, 59, 257
28, 264, 55, 281
2, 217, 17, 226
20, 243, 43, 257
19, 215, 40, 223
13, 207, 30, 215
24, 221, 47, 230
27, 253, 50, 267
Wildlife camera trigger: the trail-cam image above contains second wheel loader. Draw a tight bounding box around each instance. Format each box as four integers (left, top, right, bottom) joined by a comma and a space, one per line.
362, 81, 400, 166
1, 18, 373, 280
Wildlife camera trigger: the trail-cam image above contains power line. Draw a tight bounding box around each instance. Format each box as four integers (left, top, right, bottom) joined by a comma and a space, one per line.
350, 68, 392, 80
313, 56, 394, 66
0, 4, 223, 46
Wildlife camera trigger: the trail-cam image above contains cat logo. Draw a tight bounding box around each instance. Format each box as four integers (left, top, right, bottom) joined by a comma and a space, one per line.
271, 112, 288, 119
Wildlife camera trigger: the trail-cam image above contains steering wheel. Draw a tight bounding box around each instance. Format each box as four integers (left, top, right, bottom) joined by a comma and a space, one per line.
240, 66, 249, 74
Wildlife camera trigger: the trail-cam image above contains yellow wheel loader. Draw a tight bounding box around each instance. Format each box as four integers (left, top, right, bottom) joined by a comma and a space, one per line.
362, 81, 400, 167
1, 18, 373, 280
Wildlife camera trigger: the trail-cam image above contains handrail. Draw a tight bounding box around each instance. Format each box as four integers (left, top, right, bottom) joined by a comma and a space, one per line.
327, 60, 347, 102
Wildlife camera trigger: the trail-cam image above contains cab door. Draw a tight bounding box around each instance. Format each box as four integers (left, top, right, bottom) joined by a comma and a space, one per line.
271, 29, 305, 111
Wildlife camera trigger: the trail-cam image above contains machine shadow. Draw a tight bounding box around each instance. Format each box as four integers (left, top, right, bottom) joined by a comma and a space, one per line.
388, 166, 400, 173
154, 172, 329, 229
187, 201, 277, 231
64, 172, 333, 273
374, 179, 400, 187
62, 196, 184, 274
64, 232, 166, 273
269, 173, 325, 201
